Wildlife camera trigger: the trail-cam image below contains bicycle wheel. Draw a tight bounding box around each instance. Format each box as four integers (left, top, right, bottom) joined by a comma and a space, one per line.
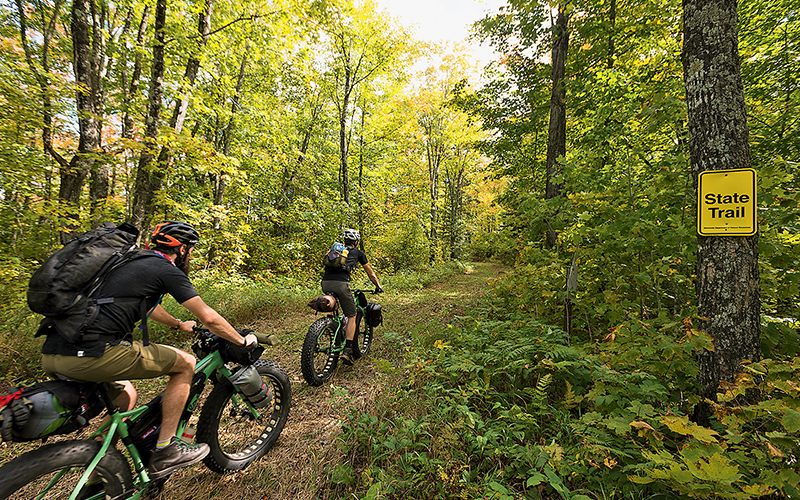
352, 311, 374, 359
0, 440, 133, 500
300, 317, 339, 386
197, 359, 292, 473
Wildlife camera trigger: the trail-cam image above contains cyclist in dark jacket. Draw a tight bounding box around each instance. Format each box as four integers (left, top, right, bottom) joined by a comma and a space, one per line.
41, 221, 256, 479
321, 228, 383, 365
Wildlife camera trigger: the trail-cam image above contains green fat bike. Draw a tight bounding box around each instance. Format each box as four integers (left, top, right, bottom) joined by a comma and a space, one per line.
0, 327, 291, 500
301, 288, 383, 386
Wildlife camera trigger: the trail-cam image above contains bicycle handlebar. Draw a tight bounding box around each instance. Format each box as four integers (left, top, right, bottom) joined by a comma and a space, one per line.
192, 326, 272, 346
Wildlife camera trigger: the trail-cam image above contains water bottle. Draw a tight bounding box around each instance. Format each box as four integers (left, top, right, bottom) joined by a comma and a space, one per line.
227, 365, 273, 409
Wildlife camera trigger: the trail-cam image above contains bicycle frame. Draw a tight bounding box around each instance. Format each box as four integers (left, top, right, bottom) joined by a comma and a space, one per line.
66, 347, 258, 500
319, 290, 369, 353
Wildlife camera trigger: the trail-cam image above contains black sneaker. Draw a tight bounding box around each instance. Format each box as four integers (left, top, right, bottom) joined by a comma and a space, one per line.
148, 438, 210, 479
340, 346, 354, 366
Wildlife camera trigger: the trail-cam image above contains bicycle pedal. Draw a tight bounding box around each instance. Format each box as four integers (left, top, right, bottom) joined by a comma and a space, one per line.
143, 477, 169, 499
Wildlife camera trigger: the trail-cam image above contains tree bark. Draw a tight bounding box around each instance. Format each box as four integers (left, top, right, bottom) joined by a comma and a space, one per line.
120, 6, 150, 217
544, 3, 569, 248
682, 0, 761, 425
61, 0, 101, 241
88, 0, 110, 221
131, 0, 166, 233
122, 6, 150, 142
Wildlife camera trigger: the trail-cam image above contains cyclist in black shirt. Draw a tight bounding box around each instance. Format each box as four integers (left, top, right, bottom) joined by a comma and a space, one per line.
321, 228, 383, 365
41, 221, 256, 479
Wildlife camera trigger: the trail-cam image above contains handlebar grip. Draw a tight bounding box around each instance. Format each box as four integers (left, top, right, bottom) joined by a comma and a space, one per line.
255, 333, 279, 346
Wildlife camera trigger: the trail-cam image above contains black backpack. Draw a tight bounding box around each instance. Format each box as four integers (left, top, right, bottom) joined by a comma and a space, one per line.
0, 381, 105, 442
28, 222, 155, 345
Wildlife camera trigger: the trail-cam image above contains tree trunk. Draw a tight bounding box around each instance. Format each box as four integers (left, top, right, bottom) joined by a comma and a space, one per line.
151, 0, 213, 218
339, 69, 352, 205
428, 145, 440, 263
682, 0, 761, 425
88, 0, 110, 222
544, 3, 570, 248
122, 6, 150, 142
61, 0, 101, 241
131, 0, 166, 233
121, 6, 150, 218
607, 0, 616, 70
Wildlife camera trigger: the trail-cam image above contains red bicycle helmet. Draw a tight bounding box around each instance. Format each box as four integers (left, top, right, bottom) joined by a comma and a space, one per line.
150, 221, 200, 247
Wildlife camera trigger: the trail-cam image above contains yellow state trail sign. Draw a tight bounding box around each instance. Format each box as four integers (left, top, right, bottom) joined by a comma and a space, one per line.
697, 168, 757, 236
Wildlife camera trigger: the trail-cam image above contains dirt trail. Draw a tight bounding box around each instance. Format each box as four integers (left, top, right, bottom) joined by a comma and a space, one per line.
12, 262, 505, 500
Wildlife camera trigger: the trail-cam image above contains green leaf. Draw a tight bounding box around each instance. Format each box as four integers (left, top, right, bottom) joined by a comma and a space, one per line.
685, 453, 740, 483
525, 472, 547, 487
782, 409, 800, 433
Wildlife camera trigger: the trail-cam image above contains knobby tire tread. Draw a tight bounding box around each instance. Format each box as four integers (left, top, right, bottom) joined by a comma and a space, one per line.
0, 440, 132, 499
352, 312, 374, 359
196, 358, 291, 473
301, 317, 339, 386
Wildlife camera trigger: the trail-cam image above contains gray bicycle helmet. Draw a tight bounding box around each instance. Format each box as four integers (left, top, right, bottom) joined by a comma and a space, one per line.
342, 228, 361, 241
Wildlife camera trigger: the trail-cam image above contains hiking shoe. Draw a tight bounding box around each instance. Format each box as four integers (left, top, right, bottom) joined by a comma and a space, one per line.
148, 438, 210, 479
340, 346, 354, 366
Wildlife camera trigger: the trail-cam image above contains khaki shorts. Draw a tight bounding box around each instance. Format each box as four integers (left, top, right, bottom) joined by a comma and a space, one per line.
42, 340, 178, 401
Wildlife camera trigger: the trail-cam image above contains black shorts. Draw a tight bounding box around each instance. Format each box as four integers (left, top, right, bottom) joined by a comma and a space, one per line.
321, 280, 356, 317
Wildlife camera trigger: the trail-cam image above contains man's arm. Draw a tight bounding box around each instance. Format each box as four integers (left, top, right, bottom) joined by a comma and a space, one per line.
362, 263, 382, 291
149, 303, 196, 333
180, 296, 255, 347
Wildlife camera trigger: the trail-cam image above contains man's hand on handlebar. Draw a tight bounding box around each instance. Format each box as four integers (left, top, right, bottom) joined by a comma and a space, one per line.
374, 286, 384, 294
242, 333, 258, 348
177, 320, 197, 333
236, 328, 258, 348
193, 326, 259, 348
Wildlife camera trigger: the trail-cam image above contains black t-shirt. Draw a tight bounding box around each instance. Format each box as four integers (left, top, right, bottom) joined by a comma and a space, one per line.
41, 252, 199, 357
321, 246, 368, 282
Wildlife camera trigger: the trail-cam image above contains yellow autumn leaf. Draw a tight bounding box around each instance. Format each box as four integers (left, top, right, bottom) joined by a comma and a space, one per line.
661, 415, 719, 444
767, 442, 784, 458
630, 421, 654, 431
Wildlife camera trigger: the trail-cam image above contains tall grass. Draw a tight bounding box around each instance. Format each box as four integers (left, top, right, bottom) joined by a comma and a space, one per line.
0, 260, 470, 383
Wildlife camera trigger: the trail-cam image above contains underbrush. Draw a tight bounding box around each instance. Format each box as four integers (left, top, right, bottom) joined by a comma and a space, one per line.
329, 307, 800, 499
0, 260, 469, 383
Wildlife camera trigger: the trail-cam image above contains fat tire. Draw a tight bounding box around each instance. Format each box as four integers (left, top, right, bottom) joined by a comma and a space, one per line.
0, 440, 132, 500
301, 317, 339, 386
352, 312, 374, 359
196, 358, 291, 473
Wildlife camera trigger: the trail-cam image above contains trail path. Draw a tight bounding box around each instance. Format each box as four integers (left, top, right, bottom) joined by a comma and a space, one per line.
17, 262, 504, 500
